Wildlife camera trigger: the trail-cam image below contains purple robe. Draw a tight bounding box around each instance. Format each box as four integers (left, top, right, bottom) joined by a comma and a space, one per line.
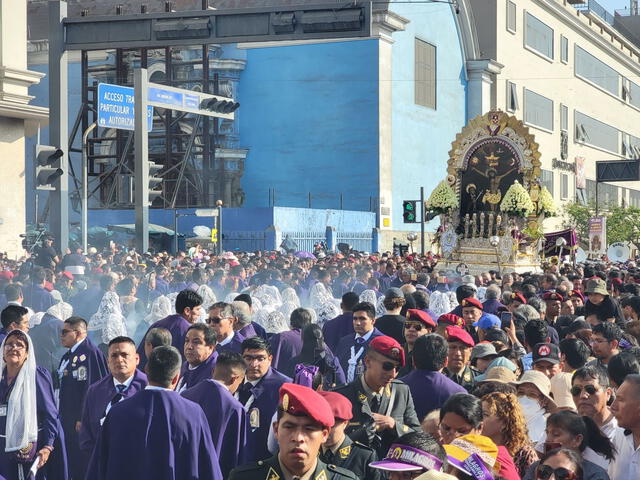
22, 285, 55, 314
58, 338, 108, 480
136, 314, 191, 367
176, 352, 218, 391
268, 329, 303, 371
86, 389, 222, 480
0, 367, 68, 480
399, 369, 467, 421
237, 322, 268, 341
482, 298, 504, 316
182, 380, 248, 477
78, 370, 148, 457
321, 312, 354, 352
216, 332, 245, 354
335, 328, 384, 380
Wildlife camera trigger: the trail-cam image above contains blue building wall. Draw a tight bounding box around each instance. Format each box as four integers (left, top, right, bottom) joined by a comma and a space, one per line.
390, 3, 467, 231
239, 40, 380, 211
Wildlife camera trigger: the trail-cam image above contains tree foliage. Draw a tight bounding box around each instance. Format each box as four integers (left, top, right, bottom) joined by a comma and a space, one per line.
562, 201, 640, 248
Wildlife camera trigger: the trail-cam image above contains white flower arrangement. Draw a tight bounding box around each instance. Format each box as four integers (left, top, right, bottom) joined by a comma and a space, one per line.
537, 186, 557, 216
426, 180, 458, 214
500, 180, 534, 217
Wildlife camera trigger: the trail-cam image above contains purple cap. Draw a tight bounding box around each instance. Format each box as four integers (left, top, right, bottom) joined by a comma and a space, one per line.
369, 444, 444, 472
448, 453, 495, 480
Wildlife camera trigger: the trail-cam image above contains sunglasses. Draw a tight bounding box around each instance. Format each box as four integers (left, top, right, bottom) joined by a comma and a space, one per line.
207, 317, 223, 324
404, 322, 423, 331
536, 465, 576, 480
381, 361, 400, 372
570, 384, 599, 396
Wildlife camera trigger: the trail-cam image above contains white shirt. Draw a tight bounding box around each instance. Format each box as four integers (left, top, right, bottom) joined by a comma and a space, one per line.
57, 338, 86, 378
356, 329, 374, 343
145, 385, 172, 392
235, 378, 260, 409
218, 331, 235, 347
609, 428, 640, 480
103, 375, 136, 418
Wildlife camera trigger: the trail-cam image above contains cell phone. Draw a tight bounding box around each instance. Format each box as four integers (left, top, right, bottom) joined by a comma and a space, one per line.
500, 311, 512, 329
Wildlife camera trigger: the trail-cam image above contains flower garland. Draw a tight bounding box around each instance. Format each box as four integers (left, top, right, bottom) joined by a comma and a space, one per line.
537, 186, 557, 216
426, 180, 458, 215
500, 180, 534, 217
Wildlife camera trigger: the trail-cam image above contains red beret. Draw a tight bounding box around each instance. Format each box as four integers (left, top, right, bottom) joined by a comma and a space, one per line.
460, 297, 483, 310
279, 383, 334, 428
542, 291, 564, 302
445, 325, 475, 347
407, 309, 436, 328
569, 290, 585, 302
318, 391, 353, 421
369, 336, 405, 367
438, 313, 465, 327
511, 292, 526, 304
61, 271, 74, 281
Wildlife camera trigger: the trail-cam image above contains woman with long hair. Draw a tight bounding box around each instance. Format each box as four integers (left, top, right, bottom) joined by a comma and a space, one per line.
482, 391, 539, 477
0, 330, 67, 480
524, 411, 612, 480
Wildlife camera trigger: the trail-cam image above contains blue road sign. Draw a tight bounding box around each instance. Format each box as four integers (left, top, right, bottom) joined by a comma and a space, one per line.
97, 83, 153, 131
148, 86, 184, 108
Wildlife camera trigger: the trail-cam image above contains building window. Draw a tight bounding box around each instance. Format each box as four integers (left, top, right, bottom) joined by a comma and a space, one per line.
541, 169, 554, 196
630, 134, 640, 158
506, 81, 518, 112
560, 104, 568, 131
561, 173, 569, 199
560, 35, 568, 63
525, 12, 554, 60
415, 38, 436, 109
524, 88, 553, 131
507, 1, 517, 33
631, 189, 640, 207
574, 111, 620, 154
629, 80, 640, 109
575, 46, 620, 97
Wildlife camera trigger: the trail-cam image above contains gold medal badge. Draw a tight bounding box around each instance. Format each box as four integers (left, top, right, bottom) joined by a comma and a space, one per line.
339, 445, 351, 459
266, 467, 280, 480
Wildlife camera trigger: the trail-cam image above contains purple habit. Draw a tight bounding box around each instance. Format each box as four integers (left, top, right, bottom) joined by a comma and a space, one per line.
0, 367, 68, 480
176, 352, 218, 392
268, 329, 303, 371
86, 389, 222, 480
181, 380, 248, 477
136, 314, 191, 367
79, 369, 148, 457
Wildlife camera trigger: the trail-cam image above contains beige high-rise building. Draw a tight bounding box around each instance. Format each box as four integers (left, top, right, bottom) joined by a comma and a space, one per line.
0, 0, 48, 258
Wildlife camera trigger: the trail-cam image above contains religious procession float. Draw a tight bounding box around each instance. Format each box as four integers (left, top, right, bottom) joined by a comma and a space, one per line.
426, 110, 558, 274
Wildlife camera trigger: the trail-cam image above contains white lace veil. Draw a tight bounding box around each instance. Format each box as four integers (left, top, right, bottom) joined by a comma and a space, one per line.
144, 296, 173, 325
90, 291, 128, 344
0, 332, 38, 452
281, 288, 300, 307
359, 289, 378, 306
46, 302, 73, 322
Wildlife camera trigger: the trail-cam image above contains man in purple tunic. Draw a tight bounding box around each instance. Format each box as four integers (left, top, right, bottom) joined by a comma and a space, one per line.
182, 351, 248, 477
232, 300, 267, 341
175, 324, 217, 393
136, 289, 203, 367
58, 316, 108, 480
79, 336, 147, 458
85, 346, 222, 480
22, 268, 56, 314
237, 337, 291, 462
399, 334, 466, 421
322, 292, 359, 352
207, 302, 244, 354
268, 307, 311, 371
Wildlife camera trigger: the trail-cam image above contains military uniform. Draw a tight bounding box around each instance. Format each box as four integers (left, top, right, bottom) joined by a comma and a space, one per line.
443, 365, 479, 392
228, 456, 359, 480
320, 436, 381, 480
333, 377, 420, 457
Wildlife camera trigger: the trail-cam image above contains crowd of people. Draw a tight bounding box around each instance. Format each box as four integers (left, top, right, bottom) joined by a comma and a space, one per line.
1, 237, 640, 479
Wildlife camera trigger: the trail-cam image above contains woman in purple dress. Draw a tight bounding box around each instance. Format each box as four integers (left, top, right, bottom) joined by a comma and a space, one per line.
0, 330, 67, 480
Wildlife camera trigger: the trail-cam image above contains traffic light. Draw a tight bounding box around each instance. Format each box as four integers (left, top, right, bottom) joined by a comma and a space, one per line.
35, 145, 64, 190
200, 96, 240, 114
403, 200, 417, 223
148, 161, 163, 205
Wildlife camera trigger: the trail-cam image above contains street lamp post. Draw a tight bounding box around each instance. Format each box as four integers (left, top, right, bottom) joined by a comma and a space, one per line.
489, 235, 501, 277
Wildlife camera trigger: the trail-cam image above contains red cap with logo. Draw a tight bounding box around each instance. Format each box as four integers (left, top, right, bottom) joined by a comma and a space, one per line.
369, 335, 406, 367
407, 309, 436, 328
318, 391, 353, 421
438, 313, 465, 327
445, 326, 475, 347
460, 297, 483, 310
279, 383, 334, 428
511, 292, 527, 305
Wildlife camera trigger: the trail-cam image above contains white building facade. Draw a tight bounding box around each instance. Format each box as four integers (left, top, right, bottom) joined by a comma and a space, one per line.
468, 0, 640, 224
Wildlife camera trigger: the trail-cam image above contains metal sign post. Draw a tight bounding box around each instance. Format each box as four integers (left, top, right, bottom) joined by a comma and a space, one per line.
134, 69, 150, 253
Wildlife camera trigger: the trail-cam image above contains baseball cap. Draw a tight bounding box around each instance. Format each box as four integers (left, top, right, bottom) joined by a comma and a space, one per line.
385, 287, 405, 300
444, 434, 498, 477
370, 443, 444, 472
532, 342, 560, 365
472, 313, 500, 329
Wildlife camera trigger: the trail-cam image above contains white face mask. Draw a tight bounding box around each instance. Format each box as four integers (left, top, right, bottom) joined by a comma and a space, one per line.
518, 395, 547, 443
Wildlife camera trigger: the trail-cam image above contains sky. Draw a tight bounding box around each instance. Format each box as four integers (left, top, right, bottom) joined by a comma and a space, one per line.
600, 0, 634, 14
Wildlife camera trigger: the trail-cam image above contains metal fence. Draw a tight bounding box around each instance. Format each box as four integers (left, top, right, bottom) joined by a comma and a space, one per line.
223, 231, 266, 252
337, 231, 373, 252
281, 231, 325, 252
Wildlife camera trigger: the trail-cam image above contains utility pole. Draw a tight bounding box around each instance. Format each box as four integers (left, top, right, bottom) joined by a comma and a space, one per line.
134, 68, 150, 253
